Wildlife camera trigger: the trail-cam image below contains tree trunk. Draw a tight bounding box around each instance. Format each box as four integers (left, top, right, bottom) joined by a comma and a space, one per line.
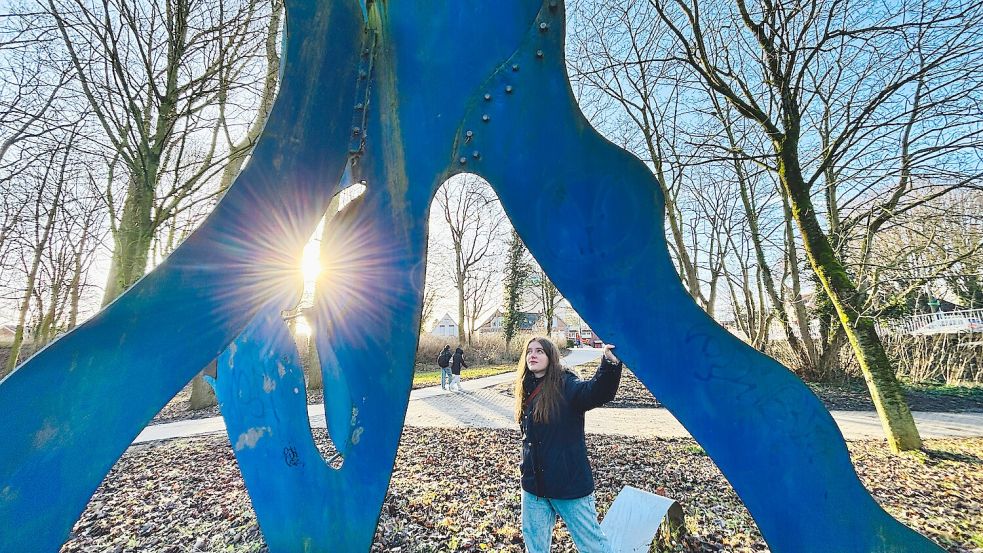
4, 162, 65, 375
38, 279, 61, 346
780, 192, 821, 369
102, 173, 155, 305
779, 151, 921, 452
189, 360, 218, 410
455, 246, 466, 345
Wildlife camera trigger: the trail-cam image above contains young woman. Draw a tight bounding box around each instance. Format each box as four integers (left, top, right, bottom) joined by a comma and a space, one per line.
450, 346, 468, 391
514, 336, 623, 552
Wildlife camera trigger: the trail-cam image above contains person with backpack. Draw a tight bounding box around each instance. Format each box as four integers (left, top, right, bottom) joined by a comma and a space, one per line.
449, 346, 468, 391
436, 345, 452, 390
514, 335, 622, 552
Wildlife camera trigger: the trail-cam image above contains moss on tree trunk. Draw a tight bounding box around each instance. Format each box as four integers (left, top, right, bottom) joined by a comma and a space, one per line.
779, 151, 921, 452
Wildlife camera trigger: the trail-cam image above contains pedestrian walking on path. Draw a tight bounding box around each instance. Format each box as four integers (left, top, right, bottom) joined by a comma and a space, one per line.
450, 346, 468, 391
515, 336, 623, 553
437, 345, 452, 390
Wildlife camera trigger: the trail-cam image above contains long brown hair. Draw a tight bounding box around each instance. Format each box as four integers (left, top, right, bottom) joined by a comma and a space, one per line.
513, 336, 565, 424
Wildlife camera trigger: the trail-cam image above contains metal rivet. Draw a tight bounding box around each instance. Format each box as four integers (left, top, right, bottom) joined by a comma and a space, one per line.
539, 22, 549, 32
459, 157, 467, 165
505, 85, 514, 94
465, 130, 474, 141
536, 50, 544, 58
472, 151, 480, 159
482, 114, 490, 122
354, 102, 364, 110
512, 64, 520, 72
549, 0, 558, 9
352, 127, 361, 135
484, 93, 492, 101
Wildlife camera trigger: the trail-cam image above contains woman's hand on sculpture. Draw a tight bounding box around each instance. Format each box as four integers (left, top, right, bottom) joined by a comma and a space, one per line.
602, 343, 619, 364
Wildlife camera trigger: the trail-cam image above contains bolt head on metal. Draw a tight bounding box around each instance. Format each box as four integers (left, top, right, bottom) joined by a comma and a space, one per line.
465, 130, 474, 138
505, 85, 514, 93
354, 102, 364, 110
352, 127, 361, 135
536, 49, 544, 58
459, 157, 467, 165
539, 22, 549, 32
472, 151, 480, 159
359, 70, 367, 79
549, 0, 558, 8
484, 93, 492, 101
482, 114, 490, 122
512, 64, 520, 71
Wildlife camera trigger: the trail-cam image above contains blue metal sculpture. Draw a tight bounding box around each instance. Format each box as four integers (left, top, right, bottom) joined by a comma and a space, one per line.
0, 1, 944, 552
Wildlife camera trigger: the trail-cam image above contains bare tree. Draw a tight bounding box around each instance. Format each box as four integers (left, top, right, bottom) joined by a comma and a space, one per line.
569, 0, 721, 311
0, 11, 78, 305
419, 284, 441, 335
866, 189, 983, 318
649, 0, 983, 450
435, 174, 505, 344
41, 0, 277, 304
528, 266, 562, 336
2, 129, 76, 374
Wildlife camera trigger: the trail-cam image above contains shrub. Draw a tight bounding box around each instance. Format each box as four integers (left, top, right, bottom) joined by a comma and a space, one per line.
415, 331, 561, 370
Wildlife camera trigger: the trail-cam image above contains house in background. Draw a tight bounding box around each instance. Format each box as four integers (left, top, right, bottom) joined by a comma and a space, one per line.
430, 313, 459, 338
0, 324, 21, 345
476, 309, 570, 344
553, 300, 603, 347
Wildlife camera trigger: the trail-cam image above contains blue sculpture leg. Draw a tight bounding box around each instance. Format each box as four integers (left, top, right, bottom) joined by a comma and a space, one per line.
0, 1, 363, 550
453, 12, 939, 551
215, 186, 425, 551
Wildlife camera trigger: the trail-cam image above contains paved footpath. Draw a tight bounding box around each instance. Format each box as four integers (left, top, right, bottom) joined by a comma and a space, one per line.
136, 372, 983, 445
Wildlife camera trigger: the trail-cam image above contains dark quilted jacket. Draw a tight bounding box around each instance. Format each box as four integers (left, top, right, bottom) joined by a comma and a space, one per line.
520, 356, 623, 499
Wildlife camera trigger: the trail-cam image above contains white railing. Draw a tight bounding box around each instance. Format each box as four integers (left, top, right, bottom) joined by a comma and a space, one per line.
878, 308, 983, 335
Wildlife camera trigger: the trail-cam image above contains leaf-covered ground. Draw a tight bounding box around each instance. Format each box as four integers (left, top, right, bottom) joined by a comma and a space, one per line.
60, 429, 983, 553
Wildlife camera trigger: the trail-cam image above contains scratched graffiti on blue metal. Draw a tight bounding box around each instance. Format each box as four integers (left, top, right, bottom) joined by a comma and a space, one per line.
0, 1, 943, 552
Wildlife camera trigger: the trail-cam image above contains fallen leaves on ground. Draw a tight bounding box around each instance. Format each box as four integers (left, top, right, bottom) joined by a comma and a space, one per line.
60, 428, 982, 553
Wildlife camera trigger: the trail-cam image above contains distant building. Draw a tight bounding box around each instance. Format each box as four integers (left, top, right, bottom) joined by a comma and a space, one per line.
552, 300, 603, 347
476, 309, 570, 343
430, 313, 459, 338
0, 324, 16, 343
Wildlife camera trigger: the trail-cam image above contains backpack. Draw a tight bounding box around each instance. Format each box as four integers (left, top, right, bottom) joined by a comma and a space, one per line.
437, 350, 452, 368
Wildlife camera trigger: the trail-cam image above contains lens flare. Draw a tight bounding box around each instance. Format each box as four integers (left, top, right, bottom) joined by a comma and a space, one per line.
301, 240, 322, 283
294, 316, 313, 337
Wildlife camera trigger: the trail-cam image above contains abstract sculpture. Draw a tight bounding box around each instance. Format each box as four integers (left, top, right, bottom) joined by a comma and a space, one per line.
0, 1, 944, 552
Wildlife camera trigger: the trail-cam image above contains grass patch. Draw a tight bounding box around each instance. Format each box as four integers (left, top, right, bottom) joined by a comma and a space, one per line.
906, 381, 983, 399
684, 444, 707, 456
413, 364, 515, 387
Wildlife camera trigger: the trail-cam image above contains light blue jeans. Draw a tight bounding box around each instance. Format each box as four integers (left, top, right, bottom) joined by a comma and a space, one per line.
440, 367, 452, 389
521, 490, 613, 553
